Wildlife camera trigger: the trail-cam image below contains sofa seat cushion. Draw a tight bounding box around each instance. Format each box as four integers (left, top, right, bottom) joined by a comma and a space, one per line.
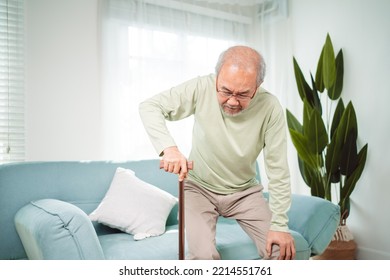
100, 221, 311, 260
99, 225, 180, 260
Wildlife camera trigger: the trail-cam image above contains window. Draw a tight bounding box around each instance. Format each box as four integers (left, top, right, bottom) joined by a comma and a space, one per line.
0, 0, 24, 163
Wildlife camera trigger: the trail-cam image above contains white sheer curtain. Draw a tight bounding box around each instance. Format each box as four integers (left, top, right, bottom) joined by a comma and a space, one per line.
99, 0, 260, 160
255, 0, 308, 194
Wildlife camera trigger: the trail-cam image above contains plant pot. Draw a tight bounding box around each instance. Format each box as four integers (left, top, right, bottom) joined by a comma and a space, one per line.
312, 239, 357, 260
312, 224, 357, 260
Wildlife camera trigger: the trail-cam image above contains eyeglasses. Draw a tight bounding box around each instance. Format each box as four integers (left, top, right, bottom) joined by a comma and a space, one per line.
216, 86, 256, 101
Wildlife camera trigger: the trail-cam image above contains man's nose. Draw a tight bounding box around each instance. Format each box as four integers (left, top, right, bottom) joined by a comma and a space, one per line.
226, 96, 240, 106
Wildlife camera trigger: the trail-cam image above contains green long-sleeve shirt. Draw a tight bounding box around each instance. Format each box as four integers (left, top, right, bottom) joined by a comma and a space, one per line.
139, 74, 291, 232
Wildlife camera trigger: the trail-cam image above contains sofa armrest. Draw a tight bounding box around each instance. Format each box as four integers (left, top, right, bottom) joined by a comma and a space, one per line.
287, 194, 340, 255
14, 199, 105, 260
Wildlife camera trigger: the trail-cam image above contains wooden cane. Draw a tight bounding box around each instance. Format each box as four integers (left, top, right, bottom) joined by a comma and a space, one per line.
160, 160, 193, 260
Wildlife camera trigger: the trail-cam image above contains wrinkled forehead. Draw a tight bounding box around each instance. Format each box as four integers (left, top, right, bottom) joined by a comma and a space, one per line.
217, 63, 257, 90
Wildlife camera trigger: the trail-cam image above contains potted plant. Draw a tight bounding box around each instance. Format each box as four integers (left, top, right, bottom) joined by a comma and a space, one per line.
286, 34, 368, 259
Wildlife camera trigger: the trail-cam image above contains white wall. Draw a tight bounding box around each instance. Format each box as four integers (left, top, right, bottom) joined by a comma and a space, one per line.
286, 0, 390, 259
25, 0, 390, 259
25, 0, 102, 160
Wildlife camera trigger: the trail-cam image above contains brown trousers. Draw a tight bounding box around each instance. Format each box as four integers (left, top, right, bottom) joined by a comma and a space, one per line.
184, 180, 280, 260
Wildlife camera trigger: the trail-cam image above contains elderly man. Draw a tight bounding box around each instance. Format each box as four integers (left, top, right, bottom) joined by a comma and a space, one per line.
139, 46, 295, 260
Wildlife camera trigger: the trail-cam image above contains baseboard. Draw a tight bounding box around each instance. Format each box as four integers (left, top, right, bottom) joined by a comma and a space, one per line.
357, 246, 390, 260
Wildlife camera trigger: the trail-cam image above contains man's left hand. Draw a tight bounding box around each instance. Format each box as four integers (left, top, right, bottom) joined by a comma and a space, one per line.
266, 230, 296, 260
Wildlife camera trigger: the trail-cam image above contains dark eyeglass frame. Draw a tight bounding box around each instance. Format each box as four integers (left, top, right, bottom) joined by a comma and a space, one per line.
216, 79, 257, 102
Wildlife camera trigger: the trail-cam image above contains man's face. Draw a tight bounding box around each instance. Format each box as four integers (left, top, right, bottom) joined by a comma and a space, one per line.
216, 63, 258, 116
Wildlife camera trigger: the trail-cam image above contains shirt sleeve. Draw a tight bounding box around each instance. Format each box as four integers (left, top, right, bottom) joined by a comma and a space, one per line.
138, 77, 198, 156
263, 100, 292, 232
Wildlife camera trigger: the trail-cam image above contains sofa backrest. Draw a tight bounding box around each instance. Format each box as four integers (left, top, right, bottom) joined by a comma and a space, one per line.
0, 159, 178, 260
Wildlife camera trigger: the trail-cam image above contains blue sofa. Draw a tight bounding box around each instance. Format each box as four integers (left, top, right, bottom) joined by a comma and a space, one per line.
0, 159, 340, 260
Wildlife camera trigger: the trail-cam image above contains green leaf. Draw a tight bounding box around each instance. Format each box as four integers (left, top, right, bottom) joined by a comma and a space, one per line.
340, 132, 358, 176
310, 73, 322, 115
289, 129, 319, 169
336, 102, 358, 146
306, 107, 328, 155
325, 131, 341, 179
330, 98, 345, 139
309, 168, 326, 198
315, 47, 325, 93
286, 109, 303, 133
326, 102, 357, 178
298, 155, 311, 186
328, 49, 344, 100
298, 155, 326, 198
302, 99, 311, 134
293, 57, 312, 102
322, 33, 336, 90
340, 144, 368, 211
302, 73, 316, 108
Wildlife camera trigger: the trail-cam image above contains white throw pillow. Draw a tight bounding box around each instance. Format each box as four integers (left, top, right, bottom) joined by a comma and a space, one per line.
89, 167, 177, 240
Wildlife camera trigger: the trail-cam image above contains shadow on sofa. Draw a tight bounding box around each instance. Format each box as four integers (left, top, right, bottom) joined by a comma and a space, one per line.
0, 159, 340, 260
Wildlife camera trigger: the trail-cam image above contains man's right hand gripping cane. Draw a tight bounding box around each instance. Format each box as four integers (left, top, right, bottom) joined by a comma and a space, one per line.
160, 146, 189, 182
